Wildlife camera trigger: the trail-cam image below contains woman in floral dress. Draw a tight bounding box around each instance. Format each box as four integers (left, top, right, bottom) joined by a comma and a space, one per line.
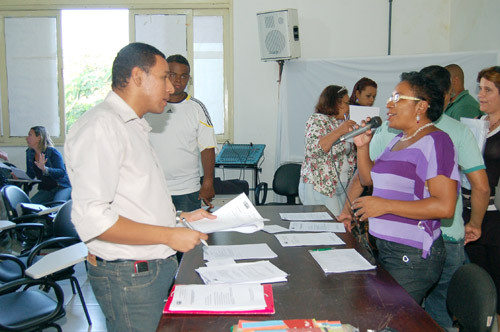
299, 85, 357, 215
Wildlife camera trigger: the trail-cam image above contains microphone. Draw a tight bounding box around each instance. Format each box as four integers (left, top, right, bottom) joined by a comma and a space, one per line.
334, 116, 382, 145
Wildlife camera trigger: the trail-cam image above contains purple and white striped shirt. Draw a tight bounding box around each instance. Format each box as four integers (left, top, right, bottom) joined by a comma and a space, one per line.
369, 131, 460, 258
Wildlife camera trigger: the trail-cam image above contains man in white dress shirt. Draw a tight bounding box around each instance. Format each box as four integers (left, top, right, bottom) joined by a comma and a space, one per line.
65, 42, 214, 332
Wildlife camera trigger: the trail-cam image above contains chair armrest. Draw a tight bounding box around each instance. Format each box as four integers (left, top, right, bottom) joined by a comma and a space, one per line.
0, 254, 26, 277
25, 242, 88, 279
11, 213, 43, 223
27, 236, 81, 266
0, 277, 64, 309
11, 223, 45, 254
45, 200, 66, 207
254, 182, 268, 206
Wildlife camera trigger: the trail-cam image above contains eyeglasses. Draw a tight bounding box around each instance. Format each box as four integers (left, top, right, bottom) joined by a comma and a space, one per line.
387, 92, 421, 104
168, 72, 190, 81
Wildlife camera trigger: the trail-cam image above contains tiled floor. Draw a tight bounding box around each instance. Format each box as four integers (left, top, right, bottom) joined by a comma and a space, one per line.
56, 261, 107, 331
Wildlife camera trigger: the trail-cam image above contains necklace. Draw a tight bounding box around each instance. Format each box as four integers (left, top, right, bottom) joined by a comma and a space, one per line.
487, 115, 500, 132
400, 122, 434, 142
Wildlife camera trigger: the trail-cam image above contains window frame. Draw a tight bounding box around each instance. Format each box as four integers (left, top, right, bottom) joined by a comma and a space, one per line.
0, 1, 232, 146
0, 10, 64, 145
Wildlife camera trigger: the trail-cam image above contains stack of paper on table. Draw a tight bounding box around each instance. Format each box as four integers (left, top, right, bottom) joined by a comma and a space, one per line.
275, 232, 345, 247
196, 260, 288, 284
188, 193, 268, 233
203, 243, 277, 261
163, 284, 275, 315
280, 212, 334, 221
289, 221, 345, 233
309, 248, 376, 273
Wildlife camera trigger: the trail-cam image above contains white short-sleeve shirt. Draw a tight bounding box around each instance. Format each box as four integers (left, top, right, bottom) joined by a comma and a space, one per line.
148, 95, 217, 195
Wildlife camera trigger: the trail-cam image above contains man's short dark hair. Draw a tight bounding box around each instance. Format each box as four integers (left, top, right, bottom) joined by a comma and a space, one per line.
112, 42, 166, 89
166, 54, 190, 72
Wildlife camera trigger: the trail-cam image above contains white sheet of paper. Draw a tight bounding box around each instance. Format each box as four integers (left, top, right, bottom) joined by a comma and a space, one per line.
10, 167, 32, 180
279, 212, 334, 221
203, 243, 277, 261
275, 232, 345, 247
348, 105, 380, 125
189, 193, 267, 233
196, 260, 288, 284
205, 257, 236, 266
168, 284, 266, 311
309, 248, 376, 273
289, 222, 345, 233
262, 225, 289, 234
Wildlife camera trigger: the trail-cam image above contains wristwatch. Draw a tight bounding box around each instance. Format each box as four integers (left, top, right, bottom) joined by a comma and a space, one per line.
175, 210, 183, 223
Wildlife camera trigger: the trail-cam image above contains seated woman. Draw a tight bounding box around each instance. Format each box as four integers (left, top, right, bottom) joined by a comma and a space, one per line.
349, 77, 378, 106
352, 71, 460, 304
299, 85, 357, 215
26, 126, 71, 203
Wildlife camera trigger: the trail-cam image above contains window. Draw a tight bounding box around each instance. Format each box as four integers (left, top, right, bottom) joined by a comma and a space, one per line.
62, 10, 129, 131
0, 2, 232, 144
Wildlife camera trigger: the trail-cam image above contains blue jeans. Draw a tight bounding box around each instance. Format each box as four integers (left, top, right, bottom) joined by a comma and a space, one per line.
87, 256, 178, 332
171, 191, 201, 212
376, 236, 446, 304
424, 239, 465, 328
31, 186, 71, 204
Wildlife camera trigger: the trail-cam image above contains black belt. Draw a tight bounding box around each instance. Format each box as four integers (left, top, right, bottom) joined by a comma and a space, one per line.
95, 256, 130, 263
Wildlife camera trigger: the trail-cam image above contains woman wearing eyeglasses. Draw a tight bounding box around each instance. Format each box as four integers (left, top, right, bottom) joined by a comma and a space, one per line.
349, 77, 378, 107
299, 85, 358, 215
464, 66, 500, 318
351, 71, 460, 304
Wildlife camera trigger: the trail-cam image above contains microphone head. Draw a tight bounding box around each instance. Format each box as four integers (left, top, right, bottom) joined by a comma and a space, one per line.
369, 116, 382, 129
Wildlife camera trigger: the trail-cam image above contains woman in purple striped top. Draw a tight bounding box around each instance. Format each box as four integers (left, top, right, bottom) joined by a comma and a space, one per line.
351, 71, 460, 304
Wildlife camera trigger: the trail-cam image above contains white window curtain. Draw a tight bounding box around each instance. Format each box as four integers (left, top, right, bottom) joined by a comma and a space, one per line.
5, 16, 60, 137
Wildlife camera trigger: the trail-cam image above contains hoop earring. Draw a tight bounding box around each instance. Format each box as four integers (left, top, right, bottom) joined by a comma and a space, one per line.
416, 115, 420, 123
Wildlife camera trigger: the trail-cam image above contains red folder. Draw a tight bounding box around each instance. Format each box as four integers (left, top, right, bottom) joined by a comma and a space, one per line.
163, 284, 275, 315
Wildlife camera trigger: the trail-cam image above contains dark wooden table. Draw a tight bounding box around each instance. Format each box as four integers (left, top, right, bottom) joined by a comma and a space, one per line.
157, 205, 441, 332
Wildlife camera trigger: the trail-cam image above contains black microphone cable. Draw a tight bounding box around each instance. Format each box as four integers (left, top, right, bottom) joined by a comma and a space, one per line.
330, 144, 376, 263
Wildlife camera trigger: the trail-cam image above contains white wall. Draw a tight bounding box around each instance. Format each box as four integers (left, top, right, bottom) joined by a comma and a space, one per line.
231, 0, 500, 186
3, 0, 500, 190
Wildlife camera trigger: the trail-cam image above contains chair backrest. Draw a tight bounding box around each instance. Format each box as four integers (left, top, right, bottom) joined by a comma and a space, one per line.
1, 185, 31, 220
52, 200, 78, 238
272, 163, 301, 204
447, 263, 497, 332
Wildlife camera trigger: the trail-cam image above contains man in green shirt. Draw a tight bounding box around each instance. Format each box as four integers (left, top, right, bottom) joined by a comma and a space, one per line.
444, 64, 482, 120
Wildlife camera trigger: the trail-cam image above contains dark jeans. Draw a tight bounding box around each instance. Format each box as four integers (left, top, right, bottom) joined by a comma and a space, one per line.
424, 239, 466, 328
171, 191, 201, 212
88, 256, 178, 332
31, 186, 71, 204
376, 236, 446, 304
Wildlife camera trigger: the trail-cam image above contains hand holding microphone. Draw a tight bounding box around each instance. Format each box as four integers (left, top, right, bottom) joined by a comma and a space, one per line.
334, 116, 382, 146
